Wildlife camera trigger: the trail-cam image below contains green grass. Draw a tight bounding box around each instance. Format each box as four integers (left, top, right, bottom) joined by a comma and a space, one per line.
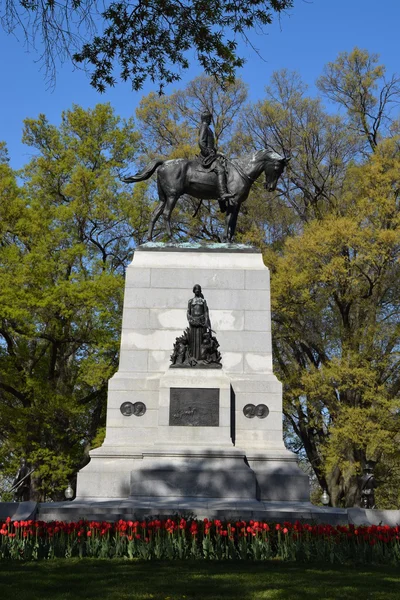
1, 560, 399, 600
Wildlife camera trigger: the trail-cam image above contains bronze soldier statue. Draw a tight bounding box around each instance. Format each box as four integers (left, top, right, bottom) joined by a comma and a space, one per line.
198, 110, 233, 211
360, 461, 377, 509
11, 458, 31, 502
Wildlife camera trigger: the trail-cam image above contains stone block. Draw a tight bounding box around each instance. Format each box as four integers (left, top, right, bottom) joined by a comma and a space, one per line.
147, 350, 171, 372
244, 353, 273, 373
118, 350, 149, 372
107, 408, 159, 428
149, 309, 187, 330
235, 429, 285, 445
246, 459, 310, 502
205, 289, 270, 311
236, 410, 283, 432
103, 427, 159, 445
157, 425, 232, 445
210, 310, 244, 331
229, 375, 282, 394
108, 375, 160, 392
124, 287, 188, 309
245, 270, 270, 290
219, 331, 271, 353
222, 352, 244, 372
133, 250, 266, 270
77, 459, 133, 499
159, 368, 231, 390
150, 268, 245, 290
121, 329, 179, 351
244, 311, 271, 332
158, 406, 170, 426
39, 500, 400, 526
157, 369, 231, 441
130, 457, 257, 499
122, 308, 150, 330
125, 267, 151, 288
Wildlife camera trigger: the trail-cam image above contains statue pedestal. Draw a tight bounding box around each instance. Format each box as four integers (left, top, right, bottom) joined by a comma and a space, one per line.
76, 243, 309, 505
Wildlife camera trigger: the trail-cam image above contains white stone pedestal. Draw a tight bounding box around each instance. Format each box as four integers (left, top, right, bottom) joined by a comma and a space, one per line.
76, 243, 309, 504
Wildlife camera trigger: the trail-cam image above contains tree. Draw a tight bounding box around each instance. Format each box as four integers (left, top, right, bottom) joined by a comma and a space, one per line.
230, 68, 361, 254
235, 53, 400, 507
225, 52, 400, 507
1, 0, 294, 92
0, 104, 147, 500
270, 139, 400, 507
317, 48, 400, 155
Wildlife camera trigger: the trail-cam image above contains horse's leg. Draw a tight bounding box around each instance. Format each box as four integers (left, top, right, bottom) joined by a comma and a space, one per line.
147, 200, 165, 241
222, 206, 232, 243
147, 177, 167, 240
163, 194, 180, 239
228, 205, 240, 242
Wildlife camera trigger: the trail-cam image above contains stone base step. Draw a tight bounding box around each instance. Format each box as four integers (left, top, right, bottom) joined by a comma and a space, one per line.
35, 498, 352, 526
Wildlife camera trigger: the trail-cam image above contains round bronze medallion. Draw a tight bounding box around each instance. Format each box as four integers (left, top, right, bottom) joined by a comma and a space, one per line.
243, 404, 256, 418
120, 402, 134, 416
255, 404, 269, 419
120, 401, 147, 417
133, 401, 146, 417
243, 403, 269, 419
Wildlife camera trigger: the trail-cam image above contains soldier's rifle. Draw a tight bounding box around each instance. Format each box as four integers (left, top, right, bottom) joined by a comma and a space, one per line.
9, 469, 35, 492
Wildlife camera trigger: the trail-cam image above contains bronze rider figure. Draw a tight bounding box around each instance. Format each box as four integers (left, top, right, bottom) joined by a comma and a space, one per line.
198, 110, 233, 212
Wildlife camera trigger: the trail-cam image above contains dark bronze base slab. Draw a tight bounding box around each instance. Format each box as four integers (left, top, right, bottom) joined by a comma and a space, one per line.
136, 242, 259, 253
170, 363, 222, 369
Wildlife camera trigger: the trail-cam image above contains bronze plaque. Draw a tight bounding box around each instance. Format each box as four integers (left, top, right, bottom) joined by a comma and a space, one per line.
169, 387, 219, 426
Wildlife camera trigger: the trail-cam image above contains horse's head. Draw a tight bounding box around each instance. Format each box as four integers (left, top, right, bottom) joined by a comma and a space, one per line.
264, 152, 290, 192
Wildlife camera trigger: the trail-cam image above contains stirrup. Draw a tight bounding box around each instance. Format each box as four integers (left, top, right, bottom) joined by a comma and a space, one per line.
219, 191, 234, 200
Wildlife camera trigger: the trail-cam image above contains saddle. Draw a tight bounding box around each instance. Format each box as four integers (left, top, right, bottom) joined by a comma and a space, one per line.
192, 155, 216, 172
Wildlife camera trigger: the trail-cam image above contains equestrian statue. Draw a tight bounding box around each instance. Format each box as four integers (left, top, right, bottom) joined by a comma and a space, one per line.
122, 110, 289, 242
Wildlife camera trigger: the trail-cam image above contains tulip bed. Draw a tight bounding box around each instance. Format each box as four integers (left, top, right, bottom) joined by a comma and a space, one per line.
1, 517, 400, 564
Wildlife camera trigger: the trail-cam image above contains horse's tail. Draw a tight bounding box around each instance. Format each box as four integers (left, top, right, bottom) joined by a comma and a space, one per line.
122, 159, 164, 183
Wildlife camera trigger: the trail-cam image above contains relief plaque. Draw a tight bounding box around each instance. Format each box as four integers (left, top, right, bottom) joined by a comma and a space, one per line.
169, 387, 219, 426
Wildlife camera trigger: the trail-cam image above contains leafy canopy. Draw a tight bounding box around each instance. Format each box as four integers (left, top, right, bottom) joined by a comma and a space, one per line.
1, 0, 293, 92
0, 104, 148, 499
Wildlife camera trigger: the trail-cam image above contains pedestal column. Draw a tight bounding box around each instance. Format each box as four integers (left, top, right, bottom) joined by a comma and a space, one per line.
76, 243, 309, 503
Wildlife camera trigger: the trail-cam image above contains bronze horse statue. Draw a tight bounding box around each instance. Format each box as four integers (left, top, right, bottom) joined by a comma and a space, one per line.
122, 149, 288, 242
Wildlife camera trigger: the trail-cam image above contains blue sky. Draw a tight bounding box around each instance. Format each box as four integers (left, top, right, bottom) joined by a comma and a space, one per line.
0, 0, 399, 169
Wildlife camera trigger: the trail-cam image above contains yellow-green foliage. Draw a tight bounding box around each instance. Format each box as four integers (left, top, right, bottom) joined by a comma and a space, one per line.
270, 138, 400, 506
0, 104, 147, 500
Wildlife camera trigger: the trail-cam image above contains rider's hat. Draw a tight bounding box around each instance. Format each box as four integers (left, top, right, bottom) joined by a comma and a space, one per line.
201, 109, 212, 120
364, 461, 376, 471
